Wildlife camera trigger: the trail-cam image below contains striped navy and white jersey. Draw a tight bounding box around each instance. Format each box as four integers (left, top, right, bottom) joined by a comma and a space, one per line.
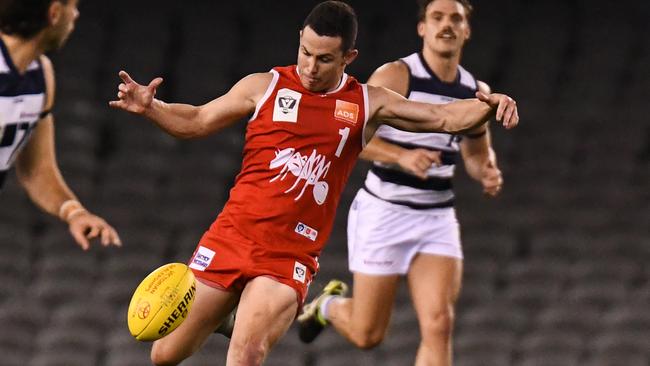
364, 52, 478, 208
0, 37, 47, 191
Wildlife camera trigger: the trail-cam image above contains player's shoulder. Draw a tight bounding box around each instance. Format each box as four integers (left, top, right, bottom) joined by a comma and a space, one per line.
368, 60, 410, 97
38, 55, 54, 82
370, 60, 409, 83
229, 71, 278, 108
234, 71, 276, 94
38, 54, 54, 78
241, 71, 275, 84
38, 55, 55, 107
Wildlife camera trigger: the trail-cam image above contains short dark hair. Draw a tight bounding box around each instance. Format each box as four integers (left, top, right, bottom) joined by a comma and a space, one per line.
0, 0, 66, 39
417, 0, 473, 22
302, 1, 358, 52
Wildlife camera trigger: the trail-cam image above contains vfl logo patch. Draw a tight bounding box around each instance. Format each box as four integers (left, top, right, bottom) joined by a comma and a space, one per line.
295, 222, 318, 242
293, 261, 307, 283
279, 96, 297, 113
334, 100, 359, 125
273, 88, 302, 123
189, 246, 215, 271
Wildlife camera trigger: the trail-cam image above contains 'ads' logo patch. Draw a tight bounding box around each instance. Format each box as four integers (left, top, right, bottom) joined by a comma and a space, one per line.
273, 88, 302, 123
334, 99, 358, 125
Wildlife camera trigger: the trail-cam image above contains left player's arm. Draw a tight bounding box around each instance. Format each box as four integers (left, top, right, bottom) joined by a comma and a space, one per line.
459, 81, 503, 197
366, 84, 518, 139
109, 71, 269, 139
15, 55, 121, 250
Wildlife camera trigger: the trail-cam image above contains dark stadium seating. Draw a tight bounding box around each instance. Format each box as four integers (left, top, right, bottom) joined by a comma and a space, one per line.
0, 0, 648, 365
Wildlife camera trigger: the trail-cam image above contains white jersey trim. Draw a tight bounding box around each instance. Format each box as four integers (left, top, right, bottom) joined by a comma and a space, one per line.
409, 91, 457, 104
458, 65, 476, 89
402, 53, 429, 79
249, 69, 280, 123
328, 73, 349, 94
365, 171, 455, 205
0, 58, 9, 74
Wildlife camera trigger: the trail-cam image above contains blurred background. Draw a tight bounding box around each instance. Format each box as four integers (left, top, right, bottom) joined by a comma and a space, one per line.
0, 0, 649, 365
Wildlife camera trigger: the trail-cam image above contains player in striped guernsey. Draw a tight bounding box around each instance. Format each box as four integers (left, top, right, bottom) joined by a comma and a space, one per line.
298, 1, 503, 365
0, 0, 121, 249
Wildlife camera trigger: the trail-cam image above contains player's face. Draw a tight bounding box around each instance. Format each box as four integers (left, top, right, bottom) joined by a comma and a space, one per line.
45, 0, 80, 51
297, 26, 358, 93
418, 0, 470, 58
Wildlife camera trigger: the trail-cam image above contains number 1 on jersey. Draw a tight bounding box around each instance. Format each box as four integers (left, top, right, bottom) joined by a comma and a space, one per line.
335, 127, 350, 157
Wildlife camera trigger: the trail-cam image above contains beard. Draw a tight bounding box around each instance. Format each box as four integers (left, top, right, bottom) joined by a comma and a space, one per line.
43, 25, 73, 52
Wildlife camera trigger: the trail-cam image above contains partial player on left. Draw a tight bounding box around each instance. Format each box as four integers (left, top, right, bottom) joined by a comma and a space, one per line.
0, 0, 120, 249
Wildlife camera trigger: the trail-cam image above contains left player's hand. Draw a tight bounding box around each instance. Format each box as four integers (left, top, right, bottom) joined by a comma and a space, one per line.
480, 152, 502, 197
68, 211, 122, 250
397, 148, 441, 179
476, 91, 519, 129
109, 70, 163, 115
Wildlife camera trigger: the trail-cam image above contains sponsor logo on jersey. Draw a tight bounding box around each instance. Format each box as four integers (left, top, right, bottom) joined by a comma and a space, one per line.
334, 100, 359, 125
273, 88, 302, 123
295, 222, 318, 242
269, 147, 330, 205
293, 261, 308, 283
189, 246, 216, 271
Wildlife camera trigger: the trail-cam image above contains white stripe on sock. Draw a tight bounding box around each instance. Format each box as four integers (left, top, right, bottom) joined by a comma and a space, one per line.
319, 295, 340, 321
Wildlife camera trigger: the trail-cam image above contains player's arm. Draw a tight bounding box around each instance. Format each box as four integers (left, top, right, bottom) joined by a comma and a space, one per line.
16, 55, 121, 250
360, 61, 441, 179
460, 81, 503, 196
109, 71, 271, 139
366, 84, 518, 137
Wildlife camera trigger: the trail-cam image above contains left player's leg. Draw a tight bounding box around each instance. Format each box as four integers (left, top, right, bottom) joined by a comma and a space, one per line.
407, 253, 462, 366
150, 280, 239, 366
226, 276, 299, 366
326, 272, 400, 348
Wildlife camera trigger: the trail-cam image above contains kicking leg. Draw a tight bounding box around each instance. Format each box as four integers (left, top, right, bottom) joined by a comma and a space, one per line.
407, 254, 462, 366
151, 280, 239, 366
226, 276, 299, 366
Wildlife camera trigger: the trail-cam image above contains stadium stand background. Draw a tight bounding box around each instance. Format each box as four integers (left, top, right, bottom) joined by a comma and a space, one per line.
0, 0, 648, 365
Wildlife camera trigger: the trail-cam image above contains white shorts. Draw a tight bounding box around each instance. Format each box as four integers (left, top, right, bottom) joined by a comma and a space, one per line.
347, 189, 462, 275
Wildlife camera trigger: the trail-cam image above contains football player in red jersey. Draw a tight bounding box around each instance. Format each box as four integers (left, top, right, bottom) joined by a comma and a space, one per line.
110, 1, 518, 365
299, 1, 503, 365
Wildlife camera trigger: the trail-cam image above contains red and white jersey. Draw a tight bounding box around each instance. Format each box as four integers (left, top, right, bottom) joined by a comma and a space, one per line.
217, 65, 369, 257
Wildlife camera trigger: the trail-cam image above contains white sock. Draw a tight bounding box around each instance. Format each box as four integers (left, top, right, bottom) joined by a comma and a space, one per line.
319, 295, 340, 321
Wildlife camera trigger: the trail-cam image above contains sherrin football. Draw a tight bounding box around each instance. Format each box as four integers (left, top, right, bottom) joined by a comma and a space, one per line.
127, 263, 196, 341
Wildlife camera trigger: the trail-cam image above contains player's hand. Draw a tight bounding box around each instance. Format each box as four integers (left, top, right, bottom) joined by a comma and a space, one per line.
397, 148, 441, 179
476, 91, 519, 129
480, 152, 502, 197
109, 70, 163, 114
68, 211, 122, 251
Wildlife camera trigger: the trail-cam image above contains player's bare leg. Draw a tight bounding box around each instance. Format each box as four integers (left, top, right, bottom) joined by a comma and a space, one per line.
151, 280, 239, 366
407, 254, 462, 366
226, 276, 299, 366
322, 273, 400, 348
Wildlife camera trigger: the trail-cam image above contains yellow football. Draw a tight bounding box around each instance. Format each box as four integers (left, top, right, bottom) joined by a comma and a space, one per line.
127, 263, 196, 341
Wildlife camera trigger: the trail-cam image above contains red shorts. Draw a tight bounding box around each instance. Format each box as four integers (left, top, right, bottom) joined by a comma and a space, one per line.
188, 213, 318, 308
